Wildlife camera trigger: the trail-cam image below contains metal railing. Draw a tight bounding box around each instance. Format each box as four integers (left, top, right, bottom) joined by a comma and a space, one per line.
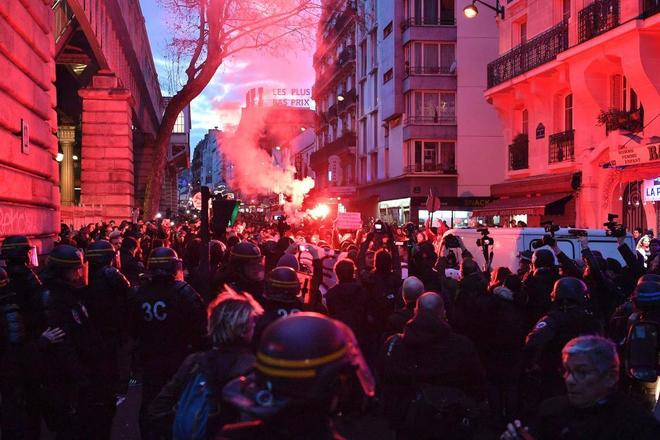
604, 108, 644, 134
508, 142, 529, 170
578, 0, 619, 43
404, 114, 456, 124
401, 15, 456, 29
404, 65, 453, 76
338, 45, 356, 66
404, 163, 457, 174
53, 0, 74, 44
642, 0, 660, 17
487, 20, 568, 88
548, 129, 575, 163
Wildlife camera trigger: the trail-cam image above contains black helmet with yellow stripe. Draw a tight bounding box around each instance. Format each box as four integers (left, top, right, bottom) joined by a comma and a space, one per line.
85, 240, 115, 266
264, 266, 301, 303
1, 235, 32, 260
47, 244, 84, 269
229, 241, 262, 263
146, 247, 182, 278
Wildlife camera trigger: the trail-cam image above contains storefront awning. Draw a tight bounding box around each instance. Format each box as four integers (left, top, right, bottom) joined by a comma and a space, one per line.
472, 193, 573, 216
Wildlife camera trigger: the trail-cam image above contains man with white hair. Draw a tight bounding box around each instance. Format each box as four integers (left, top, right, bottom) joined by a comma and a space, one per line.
502, 335, 660, 439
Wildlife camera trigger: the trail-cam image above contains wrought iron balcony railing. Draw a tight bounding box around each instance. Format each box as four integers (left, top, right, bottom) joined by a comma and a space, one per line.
401, 16, 456, 30
337, 45, 356, 66
404, 163, 457, 174
548, 129, 575, 163
578, 0, 619, 43
602, 108, 644, 134
487, 20, 568, 88
642, 0, 660, 17
404, 65, 453, 77
508, 142, 529, 170
404, 114, 456, 124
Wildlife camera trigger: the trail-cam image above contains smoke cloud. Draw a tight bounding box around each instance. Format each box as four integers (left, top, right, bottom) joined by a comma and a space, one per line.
217, 106, 315, 221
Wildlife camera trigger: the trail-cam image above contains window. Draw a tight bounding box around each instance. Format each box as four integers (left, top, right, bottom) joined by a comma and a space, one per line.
370, 32, 377, 69
383, 22, 393, 38
372, 112, 379, 150
610, 75, 623, 110
440, 142, 455, 171
173, 112, 185, 133
373, 72, 378, 107
406, 91, 455, 123
522, 109, 529, 135
370, 152, 378, 181
383, 69, 393, 83
520, 21, 527, 44
360, 81, 366, 116
562, 0, 570, 20
384, 148, 389, 178
360, 157, 368, 183
564, 94, 573, 131
405, 43, 455, 74
360, 119, 367, 154
405, 0, 453, 25
360, 41, 367, 77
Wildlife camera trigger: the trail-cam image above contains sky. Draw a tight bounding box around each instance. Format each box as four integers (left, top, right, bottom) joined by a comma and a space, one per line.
139, 0, 317, 151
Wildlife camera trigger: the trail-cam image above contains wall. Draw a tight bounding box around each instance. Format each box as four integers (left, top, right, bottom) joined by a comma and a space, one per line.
0, 0, 59, 253
456, 0, 505, 196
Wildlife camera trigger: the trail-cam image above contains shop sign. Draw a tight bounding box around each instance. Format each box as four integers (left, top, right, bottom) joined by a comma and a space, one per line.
643, 178, 660, 202
610, 141, 660, 167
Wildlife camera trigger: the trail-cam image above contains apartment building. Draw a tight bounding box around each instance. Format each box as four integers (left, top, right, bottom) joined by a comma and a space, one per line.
352, 0, 504, 225
476, 0, 660, 230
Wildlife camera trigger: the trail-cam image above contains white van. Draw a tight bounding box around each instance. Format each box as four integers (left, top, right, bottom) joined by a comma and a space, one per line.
442, 228, 635, 272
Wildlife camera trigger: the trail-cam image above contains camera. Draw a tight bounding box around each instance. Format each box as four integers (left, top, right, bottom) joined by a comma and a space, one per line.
532, 221, 558, 248
374, 221, 383, 231
298, 244, 308, 252
443, 234, 461, 249
476, 228, 494, 247
274, 215, 283, 221
403, 222, 416, 238
604, 213, 626, 238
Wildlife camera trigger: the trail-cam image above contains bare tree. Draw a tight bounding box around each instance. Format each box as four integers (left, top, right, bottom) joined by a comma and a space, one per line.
143, 0, 320, 219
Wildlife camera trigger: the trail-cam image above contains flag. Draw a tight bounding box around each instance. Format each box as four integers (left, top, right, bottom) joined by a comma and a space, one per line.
426, 188, 441, 213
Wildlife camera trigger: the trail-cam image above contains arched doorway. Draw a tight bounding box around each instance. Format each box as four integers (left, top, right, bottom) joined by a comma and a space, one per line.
622, 181, 647, 231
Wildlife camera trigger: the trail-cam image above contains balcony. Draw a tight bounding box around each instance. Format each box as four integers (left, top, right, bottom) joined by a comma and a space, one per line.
337, 88, 357, 113
548, 129, 575, 164
508, 142, 529, 171
404, 163, 456, 174
404, 65, 452, 77
487, 20, 568, 88
310, 131, 357, 166
599, 108, 644, 135
642, 0, 660, 17
401, 15, 456, 29
404, 114, 456, 125
578, 0, 620, 43
337, 45, 355, 66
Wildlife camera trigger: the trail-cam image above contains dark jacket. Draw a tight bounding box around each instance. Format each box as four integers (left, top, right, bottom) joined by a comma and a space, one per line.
84, 265, 130, 351
361, 270, 403, 330
532, 392, 660, 439
521, 267, 561, 331
128, 280, 207, 376
5, 263, 46, 342
120, 249, 144, 286
325, 281, 369, 340
148, 346, 255, 437
385, 305, 415, 336
380, 311, 487, 402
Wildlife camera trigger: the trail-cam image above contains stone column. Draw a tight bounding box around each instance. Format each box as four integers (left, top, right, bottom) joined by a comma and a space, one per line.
78, 71, 134, 220
57, 125, 76, 205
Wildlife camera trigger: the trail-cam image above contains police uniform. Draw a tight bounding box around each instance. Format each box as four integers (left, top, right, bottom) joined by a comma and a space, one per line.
127, 247, 207, 439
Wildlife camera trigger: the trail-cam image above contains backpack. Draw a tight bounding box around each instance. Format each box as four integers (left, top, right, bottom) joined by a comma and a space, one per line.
172, 354, 221, 440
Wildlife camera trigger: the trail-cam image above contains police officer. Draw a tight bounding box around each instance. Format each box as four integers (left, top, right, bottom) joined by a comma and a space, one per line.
253, 266, 305, 344
84, 240, 131, 430
39, 244, 101, 439
523, 277, 602, 409
521, 249, 561, 330
127, 246, 207, 440
221, 312, 375, 439
214, 241, 266, 301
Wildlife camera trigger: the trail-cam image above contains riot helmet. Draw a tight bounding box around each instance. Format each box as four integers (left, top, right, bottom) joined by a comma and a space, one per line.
551, 277, 589, 306
85, 240, 115, 267
1, 235, 32, 263
46, 244, 86, 288
146, 247, 182, 280
264, 266, 301, 303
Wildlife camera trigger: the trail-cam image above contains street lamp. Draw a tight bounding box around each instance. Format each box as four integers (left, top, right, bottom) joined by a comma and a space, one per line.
464, 0, 505, 19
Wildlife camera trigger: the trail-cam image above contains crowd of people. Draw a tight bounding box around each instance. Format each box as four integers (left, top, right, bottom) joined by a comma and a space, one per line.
0, 214, 659, 439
